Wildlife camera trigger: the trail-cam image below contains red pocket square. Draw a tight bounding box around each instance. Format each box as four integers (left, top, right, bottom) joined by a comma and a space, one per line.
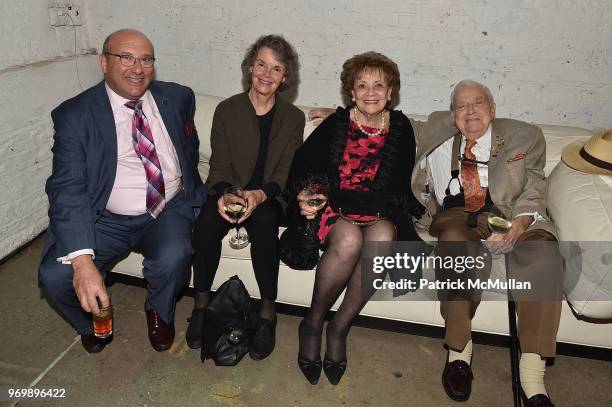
506, 152, 525, 164
185, 121, 194, 137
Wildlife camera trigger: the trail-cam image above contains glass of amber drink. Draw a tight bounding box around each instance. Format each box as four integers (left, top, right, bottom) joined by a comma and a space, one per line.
93, 305, 113, 338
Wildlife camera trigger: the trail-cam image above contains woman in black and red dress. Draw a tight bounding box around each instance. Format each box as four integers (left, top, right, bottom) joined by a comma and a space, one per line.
281, 52, 424, 385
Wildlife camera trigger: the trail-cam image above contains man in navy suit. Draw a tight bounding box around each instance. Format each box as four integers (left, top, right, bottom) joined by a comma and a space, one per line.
39, 29, 205, 353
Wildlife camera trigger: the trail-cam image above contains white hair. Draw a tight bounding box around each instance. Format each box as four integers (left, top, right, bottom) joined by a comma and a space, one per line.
450, 79, 495, 110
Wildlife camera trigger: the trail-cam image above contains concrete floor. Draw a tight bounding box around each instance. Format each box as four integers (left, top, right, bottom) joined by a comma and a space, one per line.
0, 237, 610, 407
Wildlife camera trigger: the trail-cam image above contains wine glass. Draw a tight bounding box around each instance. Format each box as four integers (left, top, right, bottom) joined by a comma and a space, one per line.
300, 179, 329, 235
301, 190, 328, 212
301, 181, 328, 212
223, 186, 250, 250
487, 204, 513, 234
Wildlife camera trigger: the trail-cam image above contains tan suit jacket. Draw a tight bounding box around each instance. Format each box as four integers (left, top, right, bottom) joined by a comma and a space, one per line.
410, 111, 555, 236
206, 91, 305, 195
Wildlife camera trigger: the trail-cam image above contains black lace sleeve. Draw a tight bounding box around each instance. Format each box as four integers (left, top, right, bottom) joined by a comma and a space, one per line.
279, 115, 338, 270
283, 114, 336, 216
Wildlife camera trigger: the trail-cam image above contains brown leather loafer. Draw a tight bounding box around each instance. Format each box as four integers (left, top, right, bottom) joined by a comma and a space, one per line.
146, 310, 175, 352
81, 333, 106, 354
525, 394, 555, 407
442, 360, 473, 402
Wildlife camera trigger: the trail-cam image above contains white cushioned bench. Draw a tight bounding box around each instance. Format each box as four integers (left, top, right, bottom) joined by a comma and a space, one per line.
111, 94, 612, 349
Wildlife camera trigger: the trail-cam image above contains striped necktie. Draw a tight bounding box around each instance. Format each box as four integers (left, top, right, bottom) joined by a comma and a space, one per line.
461, 140, 487, 212
125, 100, 165, 218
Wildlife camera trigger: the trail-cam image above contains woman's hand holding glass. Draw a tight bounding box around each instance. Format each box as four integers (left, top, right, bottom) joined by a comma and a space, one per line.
218, 188, 267, 224
219, 186, 250, 249
218, 186, 247, 223
297, 183, 328, 220
241, 189, 267, 222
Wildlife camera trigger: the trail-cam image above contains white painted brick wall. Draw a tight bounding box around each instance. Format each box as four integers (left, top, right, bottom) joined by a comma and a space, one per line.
0, 0, 99, 261
83, 0, 612, 129
0, 57, 101, 261
0, 0, 92, 70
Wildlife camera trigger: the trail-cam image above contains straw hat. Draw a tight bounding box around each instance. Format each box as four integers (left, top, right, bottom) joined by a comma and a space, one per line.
561, 130, 612, 176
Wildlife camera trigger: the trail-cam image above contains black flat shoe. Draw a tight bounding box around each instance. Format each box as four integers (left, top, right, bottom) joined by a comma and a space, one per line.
323, 355, 347, 385
297, 321, 322, 385
249, 316, 277, 360
186, 308, 205, 349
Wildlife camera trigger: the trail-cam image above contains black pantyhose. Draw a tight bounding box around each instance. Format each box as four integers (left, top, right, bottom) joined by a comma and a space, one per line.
299, 219, 395, 363
194, 290, 210, 310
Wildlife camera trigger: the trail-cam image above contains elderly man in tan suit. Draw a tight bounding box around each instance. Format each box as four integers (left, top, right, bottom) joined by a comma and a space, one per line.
411, 80, 561, 407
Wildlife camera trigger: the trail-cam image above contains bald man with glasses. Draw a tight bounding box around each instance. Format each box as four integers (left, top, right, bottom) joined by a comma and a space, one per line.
39, 29, 205, 354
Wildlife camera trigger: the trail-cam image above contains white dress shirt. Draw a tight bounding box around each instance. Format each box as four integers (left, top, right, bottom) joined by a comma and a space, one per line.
428, 125, 492, 206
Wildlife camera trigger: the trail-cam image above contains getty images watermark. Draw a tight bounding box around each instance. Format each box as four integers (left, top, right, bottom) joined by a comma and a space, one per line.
370, 250, 531, 292
357, 241, 601, 302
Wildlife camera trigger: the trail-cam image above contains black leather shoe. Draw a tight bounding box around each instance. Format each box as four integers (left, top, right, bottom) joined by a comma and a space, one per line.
186, 308, 205, 349
525, 394, 555, 407
297, 321, 322, 385
81, 333, 106, 354
442, 360, 473, 402
249, 317, 277, 360
323, 355, 347, 385
146, 310, 175, 352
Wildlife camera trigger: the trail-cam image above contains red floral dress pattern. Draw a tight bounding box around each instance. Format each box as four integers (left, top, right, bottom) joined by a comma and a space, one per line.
317, 120, 388, 243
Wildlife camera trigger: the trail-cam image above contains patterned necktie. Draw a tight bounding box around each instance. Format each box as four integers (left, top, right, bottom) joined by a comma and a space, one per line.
125, 100, 165, 218
461, 139, 487, 212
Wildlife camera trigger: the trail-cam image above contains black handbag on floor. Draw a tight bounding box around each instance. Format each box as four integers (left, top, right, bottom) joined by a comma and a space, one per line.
201, 276, 252, 366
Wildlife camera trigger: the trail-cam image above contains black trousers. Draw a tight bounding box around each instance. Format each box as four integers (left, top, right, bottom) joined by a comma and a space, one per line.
192, 195, 281, 300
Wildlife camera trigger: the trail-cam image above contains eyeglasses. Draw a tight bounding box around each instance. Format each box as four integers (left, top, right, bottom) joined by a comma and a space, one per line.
104, 52, 155, 68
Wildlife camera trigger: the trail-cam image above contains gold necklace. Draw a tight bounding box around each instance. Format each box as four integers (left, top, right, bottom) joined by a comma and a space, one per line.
353, 107, 385, 137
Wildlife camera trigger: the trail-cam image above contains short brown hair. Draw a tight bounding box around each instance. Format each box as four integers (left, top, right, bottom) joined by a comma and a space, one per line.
340, 51, 400, 107
241, 34, 300, 92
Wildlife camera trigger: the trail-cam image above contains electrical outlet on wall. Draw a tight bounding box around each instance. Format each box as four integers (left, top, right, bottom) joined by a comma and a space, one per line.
48, 3, 83, 27
48, 6, 68, 26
